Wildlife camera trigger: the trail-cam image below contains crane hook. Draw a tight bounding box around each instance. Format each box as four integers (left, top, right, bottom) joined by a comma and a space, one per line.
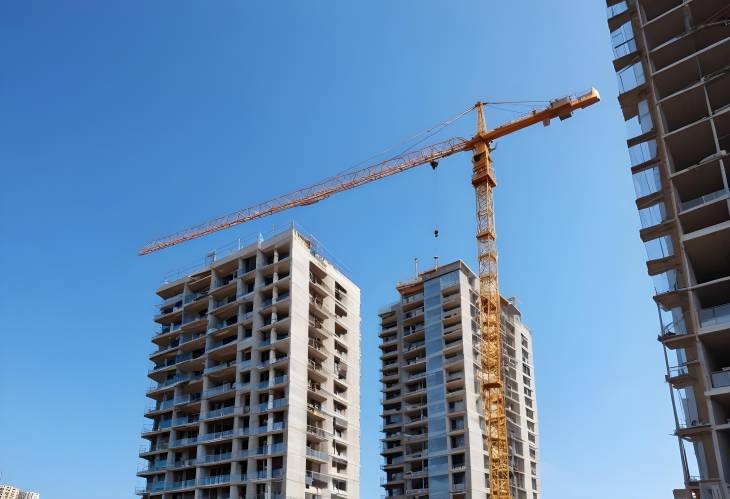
430, 160, 439, 170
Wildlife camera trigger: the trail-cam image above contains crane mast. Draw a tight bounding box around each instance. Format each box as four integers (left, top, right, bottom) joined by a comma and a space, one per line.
139, 88, 600, 499
472, 102, 511, 498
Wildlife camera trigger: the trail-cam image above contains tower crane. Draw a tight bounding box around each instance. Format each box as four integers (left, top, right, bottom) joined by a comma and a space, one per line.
139, 88, 600, 499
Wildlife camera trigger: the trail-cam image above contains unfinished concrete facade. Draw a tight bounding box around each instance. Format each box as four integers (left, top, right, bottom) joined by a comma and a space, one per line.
0, 487, 38, 499
137, 228, 361, 499
378, 261, 539, 499
0, 486, 19, 499
606, 0, 730, 497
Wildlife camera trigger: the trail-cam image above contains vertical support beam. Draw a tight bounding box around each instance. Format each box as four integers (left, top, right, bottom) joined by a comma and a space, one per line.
472, 103, 511, 499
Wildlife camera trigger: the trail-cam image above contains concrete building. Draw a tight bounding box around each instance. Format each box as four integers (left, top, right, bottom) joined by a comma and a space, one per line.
0, 486, 19, 499
605, 1, 730, 497
137, 227, 361, 499
0, 487, 38, 499
378, 261, 539, 499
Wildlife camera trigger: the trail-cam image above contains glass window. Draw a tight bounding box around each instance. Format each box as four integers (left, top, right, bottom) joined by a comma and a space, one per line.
629, 139, 657, 166
607, 1, 628, 18
611, 21, 636, 58
652, 269, 679, 294
638, 202, 666, 228
626, 100, 654, 139
682, 439, 707, 480
440, 271, 459, 288
424, 294, 440, 309
632, 166, 661, 198
430, 455, 449, 474
673, 386, 700, 427
645, 235, 674, 260
428, 439, 448, 460
425, 308, 441, 323
617, 62, 645, 92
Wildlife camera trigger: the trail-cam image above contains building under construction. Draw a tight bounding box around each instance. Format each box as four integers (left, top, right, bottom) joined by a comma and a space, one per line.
379, 261, 539, 499
137, 228, 361, 499
606, 0, 730, 497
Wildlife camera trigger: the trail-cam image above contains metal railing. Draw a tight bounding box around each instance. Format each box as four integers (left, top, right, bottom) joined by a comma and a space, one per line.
699, 303, 730, 328
680, 189, 727, 211
711, 369, 730, 388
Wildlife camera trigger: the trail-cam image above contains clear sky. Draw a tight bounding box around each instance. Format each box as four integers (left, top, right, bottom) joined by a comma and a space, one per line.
0, 2, 679, 498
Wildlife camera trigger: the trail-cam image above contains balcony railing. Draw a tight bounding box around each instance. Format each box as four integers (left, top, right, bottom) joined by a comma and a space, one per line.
204, 405, 245, 419
255, 443, 285, 455
171, 435, 198, 447
403, 325, 424, 337
254, 468, 284, 480
156, 303, 182, 318
667, 364, 689, 378
258, 398, 288, 412
208, 337, 237, 351
183, 290, 208, 304
197, 429, 234, 443
158, 293, 184, 308
139, 441, 169, 453
258, 355, 289, 368
699, 303, 730, 328
156, 322, 182, 336
258, 375, 288, 389
149, 372, 202, 391
306, 447, 329, 460
198, 475, 231, 486
711, 370, 730, 389
208, 318, 239, 333
205, 359, 236, 373
172, 414, 199, 426
173, 393, 201, 406
204, 383, 236, 398
448, 401, 465, 413
181, 312, 207, 325
212, 294, 238, 309
307, 425, 330, 438
403, 308, 424, 320
680, 189, 727, 211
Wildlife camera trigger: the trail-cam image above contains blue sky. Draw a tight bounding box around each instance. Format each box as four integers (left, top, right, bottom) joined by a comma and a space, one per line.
0, 2, 678, 498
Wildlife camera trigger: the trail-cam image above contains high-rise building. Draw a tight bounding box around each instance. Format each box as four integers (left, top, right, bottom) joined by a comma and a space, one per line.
137, 227, 361, 499
378, 260, 539, 499
0, 486, 38, 499
0, 485, 19, 499
501, 298, 540, 499
605, 1, 730, 498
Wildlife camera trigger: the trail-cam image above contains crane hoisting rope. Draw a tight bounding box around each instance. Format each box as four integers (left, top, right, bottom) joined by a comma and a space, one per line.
431, 156, 440, 258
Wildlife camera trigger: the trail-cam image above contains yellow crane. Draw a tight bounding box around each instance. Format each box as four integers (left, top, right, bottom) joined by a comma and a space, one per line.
140, 88, 600, 498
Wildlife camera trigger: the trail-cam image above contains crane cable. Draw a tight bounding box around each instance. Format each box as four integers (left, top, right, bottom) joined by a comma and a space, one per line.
431, 154, 441, 262
330, 104, 476, 179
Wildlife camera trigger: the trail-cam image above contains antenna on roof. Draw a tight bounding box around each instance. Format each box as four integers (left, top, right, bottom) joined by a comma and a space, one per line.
414, 257, 419, 276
